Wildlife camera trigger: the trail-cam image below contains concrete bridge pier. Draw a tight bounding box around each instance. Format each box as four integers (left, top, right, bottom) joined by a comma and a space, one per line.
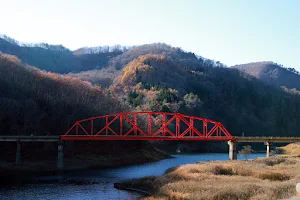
15, 141, 21, 165
57, 141, 64, 170
228, 140, 237, 160
264, 142, 272, 158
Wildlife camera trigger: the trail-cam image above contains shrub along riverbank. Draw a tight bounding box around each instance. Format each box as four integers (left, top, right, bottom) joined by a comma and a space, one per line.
117, 143, 300, 200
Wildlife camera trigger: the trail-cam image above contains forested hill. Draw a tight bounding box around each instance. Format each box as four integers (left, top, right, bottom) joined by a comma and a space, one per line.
1, 35, 300, 137
0, 35, 124, 73
0, 53, 125, 135
108, 54, 300, 137
72, 47, 300, 137
232, 62, 300, 94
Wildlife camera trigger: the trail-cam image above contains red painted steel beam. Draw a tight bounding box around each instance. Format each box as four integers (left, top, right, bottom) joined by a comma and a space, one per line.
60, 136, 235, 141
62, 112, 235, 141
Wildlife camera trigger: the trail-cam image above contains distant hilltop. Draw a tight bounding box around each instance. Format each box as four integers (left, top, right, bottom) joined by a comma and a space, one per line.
232, 61, 300, 93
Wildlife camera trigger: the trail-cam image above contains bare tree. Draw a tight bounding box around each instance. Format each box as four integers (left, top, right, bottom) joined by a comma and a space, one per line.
238, 145, 254, 160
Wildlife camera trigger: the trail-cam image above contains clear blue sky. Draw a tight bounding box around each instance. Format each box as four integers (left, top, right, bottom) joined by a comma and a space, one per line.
1, 0, 299, 69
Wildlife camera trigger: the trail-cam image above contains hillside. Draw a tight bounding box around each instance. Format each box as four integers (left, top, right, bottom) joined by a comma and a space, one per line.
232, 62, 300, 94
108, 52, 300, 137
53, 44, 300, 137
69, 43, 223, 87
1, 35, 300, 138
0, 35, 123, 73
0, 53, 125, 135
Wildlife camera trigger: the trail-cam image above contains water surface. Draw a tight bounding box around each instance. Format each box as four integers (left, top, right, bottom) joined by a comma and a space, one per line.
0, 153, 265, 200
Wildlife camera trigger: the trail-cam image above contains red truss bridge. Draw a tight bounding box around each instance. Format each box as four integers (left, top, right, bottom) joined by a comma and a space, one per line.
61, 112, 235, 141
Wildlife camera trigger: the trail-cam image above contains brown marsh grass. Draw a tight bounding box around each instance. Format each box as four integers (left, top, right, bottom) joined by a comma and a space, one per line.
277, 143, 300, 156
125, 155, 300, 200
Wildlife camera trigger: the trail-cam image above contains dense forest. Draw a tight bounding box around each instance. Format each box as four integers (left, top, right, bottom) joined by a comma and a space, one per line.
71, 44, 300, 137
233, 61, 300, 93
110, 54, 300, 137
0, 35, 125, 73
1, 36, 300, 138
0, 53, 125, 135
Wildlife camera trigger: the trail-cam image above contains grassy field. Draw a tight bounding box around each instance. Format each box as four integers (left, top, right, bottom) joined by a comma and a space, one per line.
122, 143, 300, 200
277, 143, 300, 156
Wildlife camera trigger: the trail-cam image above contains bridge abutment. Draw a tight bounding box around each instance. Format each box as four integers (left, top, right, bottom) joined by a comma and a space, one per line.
264, 142, 272, 158
57, 142, 64, 170
15, 141, 21, 165
228, 141, 237, 160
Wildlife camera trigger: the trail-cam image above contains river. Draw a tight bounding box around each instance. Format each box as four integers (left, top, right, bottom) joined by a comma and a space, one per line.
0, 153, 265, 200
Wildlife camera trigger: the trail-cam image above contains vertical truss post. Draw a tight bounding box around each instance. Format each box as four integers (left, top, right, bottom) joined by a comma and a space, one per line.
106, 116, 108, 136
148, 114, 152, 136
176, 116, 180, 137
190, 117, 194, 137
76, 122, 79, 136
91, 119, 94, 135
120, 115, 123, 136
162, 114, 166, 137
203, 120, 207, 137
134, 114, 137, 136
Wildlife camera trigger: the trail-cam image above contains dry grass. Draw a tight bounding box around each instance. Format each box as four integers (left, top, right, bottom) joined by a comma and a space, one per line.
277, 143, 300, 156
290, 193, 300, 199
126, 155, 300, 200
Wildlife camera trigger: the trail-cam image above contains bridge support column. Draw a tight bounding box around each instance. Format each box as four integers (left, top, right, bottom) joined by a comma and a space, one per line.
265, 142, 272, 158
15, 141, 21, 165
228, 141, 237, 160
57, 141, 64, 170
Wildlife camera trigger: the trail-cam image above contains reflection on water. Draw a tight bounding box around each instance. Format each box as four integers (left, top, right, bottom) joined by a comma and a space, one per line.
0, 153, 265, 200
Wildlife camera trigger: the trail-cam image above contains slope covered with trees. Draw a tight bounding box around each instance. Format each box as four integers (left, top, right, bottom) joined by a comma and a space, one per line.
1, 34, 300, 138
0, 53, 125, 135
108, 51, 300, 137
69, 43, 224, 87
0, 35, 124, 73
68, 43, 300, 137
232, 62, 300, 93
109, 43, 225, 70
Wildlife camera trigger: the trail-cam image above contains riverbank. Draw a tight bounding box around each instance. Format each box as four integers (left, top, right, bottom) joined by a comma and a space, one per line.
118, 144, 300, 200
0, 147, 171, 185
276, 143, 300, 155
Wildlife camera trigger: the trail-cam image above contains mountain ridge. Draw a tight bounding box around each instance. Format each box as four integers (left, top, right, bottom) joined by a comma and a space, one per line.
0, 35, 123, 73
232, 61, 300, 92
0, 34, 227, 73
1, 35, 300, 137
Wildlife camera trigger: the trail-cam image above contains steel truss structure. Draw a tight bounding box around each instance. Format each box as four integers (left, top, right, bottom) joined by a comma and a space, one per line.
61, 112, 234, 141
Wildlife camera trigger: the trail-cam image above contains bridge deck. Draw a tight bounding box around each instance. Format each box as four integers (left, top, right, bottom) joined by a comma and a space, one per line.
235, 137, 300, 143
60, 136, 235, 141
0, 136, 61, 142
0, 135, 299, 143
